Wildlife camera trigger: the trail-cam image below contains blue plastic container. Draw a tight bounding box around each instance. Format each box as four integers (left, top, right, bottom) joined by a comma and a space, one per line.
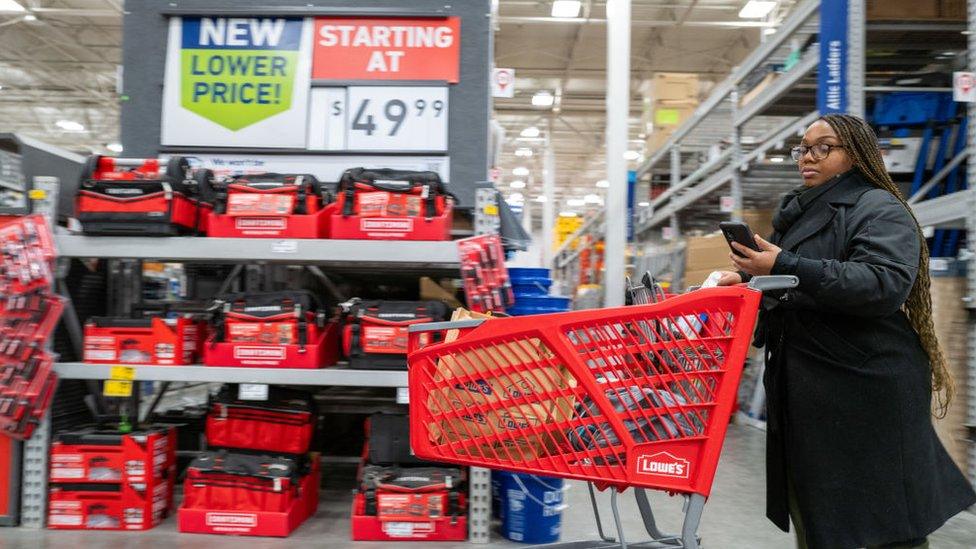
512, 295, 571, 310
496, 471, 564, 544
509, 268, 554, 297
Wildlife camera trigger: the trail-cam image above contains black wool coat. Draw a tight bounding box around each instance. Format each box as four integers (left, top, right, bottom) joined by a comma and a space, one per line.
755, 171, 976, 549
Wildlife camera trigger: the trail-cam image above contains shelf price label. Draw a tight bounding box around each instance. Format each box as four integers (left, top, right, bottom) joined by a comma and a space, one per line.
109, 366, 136, 381
308, 86, 448, 152
103, 380, 133, 398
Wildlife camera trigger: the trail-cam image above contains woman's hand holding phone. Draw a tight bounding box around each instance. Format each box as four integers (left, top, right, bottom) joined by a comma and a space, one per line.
730, 234, 782, 276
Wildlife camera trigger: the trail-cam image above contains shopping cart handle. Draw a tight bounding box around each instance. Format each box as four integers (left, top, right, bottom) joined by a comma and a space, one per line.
747, 275, 799, 292
407, 319, 488, 333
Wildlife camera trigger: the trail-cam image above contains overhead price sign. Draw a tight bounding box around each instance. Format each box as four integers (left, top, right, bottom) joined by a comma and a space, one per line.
312, 17, 461, 82
161, 16, 312, 148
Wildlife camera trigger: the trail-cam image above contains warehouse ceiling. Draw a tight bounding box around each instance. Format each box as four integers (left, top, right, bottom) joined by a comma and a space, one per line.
0, 0, 796, 213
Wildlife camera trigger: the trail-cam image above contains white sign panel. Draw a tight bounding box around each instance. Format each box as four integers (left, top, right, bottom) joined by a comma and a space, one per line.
307, 87, 347, 150
344, 86, 448, 151
953, 71, 976, 103
178, 154, 450, 183
492, 68, 515, 98
160, 17, 313, 148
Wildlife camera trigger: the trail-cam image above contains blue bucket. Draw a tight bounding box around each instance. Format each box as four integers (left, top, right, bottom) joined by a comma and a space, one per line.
509, 268, 553, 297
513, 295, 571, 310
513, 280, 553, 297
496, 471, 564, 544
507, 306, 569, 317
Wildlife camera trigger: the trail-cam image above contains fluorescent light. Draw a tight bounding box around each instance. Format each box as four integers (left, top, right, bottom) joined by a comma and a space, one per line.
508, 192, 524, 202
531, 91, 555, 107
769, 156, 785, 163
513, 166, 530, 176
623, 150, 641, 161
583, 194, 603, 204
510, 180, 526, 189
638, 201, 650, 207
596, 179, 609, 188
551, 0, 581, 18
558, 211, 578, 217
22, 12, 35, 21
515, 148, 533, 157
567, 198, 586, 207
533, 195, 547, 203
520, 126, 540, 138
0, 0, 25, 12
106, 143, 123, 153
763, 27, 777, 36
739, 0, 776, 18
56, 119, 85, 132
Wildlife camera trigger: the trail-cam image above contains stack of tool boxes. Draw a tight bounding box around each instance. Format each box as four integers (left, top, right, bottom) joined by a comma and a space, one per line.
178, 385, 320, 537
47, 426, 177, 530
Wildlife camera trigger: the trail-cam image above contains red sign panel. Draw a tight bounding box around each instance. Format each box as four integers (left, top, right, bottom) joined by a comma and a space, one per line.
312, 17, 460, 82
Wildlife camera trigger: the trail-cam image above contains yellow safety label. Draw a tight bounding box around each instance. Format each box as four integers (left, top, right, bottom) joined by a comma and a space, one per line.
484, 205, 499, 216
103, 380, 133, 398
109, 366, 136, 381
28, 189, 48, 200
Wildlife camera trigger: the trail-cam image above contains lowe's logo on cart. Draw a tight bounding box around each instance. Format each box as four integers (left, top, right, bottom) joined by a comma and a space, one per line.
636, 452, 690, 479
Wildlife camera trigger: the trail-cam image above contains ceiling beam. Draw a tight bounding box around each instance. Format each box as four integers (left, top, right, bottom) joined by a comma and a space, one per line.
498, 16, 775, 28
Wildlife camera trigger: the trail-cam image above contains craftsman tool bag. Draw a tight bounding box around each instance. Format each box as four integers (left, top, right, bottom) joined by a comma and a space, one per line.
209, 291, 327, 353
360, 465, 465, 521
209, 173, 330, 216
341, 299, 449, 370
75, 155, 214, 235
182, 450, 306, 513
206, 385, 316, 455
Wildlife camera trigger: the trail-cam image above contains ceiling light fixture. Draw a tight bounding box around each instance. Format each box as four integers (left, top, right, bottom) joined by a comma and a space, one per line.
769, 156, 785, 163
515, 148, 533, 157
558, 211, 578, 217
763, 27, 777, 35
520, 126, 540, 138
596, 179, 609, 188
513, 166, 530, 176
508, 192, 524, 202
638, 201, 650, 207
106, 143, 123, 153
22, 12, 36, 21
531, 91, 555, 107
510, 180, 526, 189
623, 150, 641, 161
534, 195, 547, 203
0, 0, 25, 12
551, 0, 581, 18
583, 194, 602, 204
567, 198, 586, 207
738, 0, 776, 19
56, 119, 85, 132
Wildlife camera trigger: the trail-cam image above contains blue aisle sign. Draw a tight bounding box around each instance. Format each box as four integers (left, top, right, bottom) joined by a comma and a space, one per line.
818, 0, 848, 115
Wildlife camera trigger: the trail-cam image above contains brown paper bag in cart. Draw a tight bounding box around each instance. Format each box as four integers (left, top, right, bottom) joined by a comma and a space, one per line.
427, 308, 577, 461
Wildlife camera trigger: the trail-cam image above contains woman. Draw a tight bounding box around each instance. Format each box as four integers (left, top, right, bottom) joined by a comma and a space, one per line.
717, 114, 975, 549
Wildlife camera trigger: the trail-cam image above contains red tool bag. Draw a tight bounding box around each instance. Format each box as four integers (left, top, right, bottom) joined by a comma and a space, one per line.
330, 168, 454, 241
211, 291, 326, 352
341, 300, 448, 370
75, 156, 214, 236
182, 451, 305, 513
360, 466, 465, 521
206, 173, 333, 238
206, 385, 315, 455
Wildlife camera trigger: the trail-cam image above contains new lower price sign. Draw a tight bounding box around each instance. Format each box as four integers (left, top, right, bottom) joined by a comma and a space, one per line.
308, 86, 448, 152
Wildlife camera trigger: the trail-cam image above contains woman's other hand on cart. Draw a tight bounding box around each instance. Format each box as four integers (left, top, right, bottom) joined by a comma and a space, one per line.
715, 272, 743, 286
730, 235, 782, 277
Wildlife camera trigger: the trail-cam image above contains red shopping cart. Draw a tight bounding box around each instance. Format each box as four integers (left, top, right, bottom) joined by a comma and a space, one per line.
408, 275, 797, 548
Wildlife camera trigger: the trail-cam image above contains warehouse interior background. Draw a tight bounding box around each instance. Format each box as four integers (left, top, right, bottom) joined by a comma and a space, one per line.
0, 0, 975, 547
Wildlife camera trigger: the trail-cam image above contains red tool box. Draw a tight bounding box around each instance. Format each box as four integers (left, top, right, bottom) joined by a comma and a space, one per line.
330, 168, 454, 241
49, 426, 176, 486
205, 173, 334, 238
75, 156, 214, 236
178, 451, 320, 537
205, 385, 315, 455
47, 478, 173, 530
341, 299, 449, 370
83, 316, 204, 365
205, 291, 339, 369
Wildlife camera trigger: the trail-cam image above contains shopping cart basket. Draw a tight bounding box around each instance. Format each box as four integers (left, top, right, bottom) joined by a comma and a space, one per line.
408, 275, 797, 548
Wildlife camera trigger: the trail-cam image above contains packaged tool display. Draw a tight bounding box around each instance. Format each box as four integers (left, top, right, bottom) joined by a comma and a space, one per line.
75, 156, 214, 236
47, 425, 177, 531
331, 168, 454, 241
205, 385, 316, 455
178, 450, 320, 537
0, 215, 61, 440
456, 234, 515, 314
206, 173, 334, 238
352, 414, 467, 542
205, 291, 339, 369
341, 299, 449, 370
83, 315, 205, 366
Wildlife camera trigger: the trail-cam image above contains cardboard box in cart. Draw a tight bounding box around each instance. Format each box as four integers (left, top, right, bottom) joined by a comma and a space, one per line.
426, 309, 577, 461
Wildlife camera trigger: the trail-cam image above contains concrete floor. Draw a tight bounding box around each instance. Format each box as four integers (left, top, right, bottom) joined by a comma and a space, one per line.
2, 425, 974, 548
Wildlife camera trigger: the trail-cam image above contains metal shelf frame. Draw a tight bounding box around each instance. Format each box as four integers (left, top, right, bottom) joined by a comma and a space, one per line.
53, 363, 409, 387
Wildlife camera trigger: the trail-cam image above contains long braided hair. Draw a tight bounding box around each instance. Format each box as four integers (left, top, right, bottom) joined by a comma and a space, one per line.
820, 113, 953, 417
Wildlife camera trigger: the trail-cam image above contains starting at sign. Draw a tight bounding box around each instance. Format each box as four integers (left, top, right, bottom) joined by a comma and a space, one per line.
312, 17, 461, 82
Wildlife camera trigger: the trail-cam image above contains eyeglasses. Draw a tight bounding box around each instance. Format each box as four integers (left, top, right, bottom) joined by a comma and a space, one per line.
791, 143, 844, 162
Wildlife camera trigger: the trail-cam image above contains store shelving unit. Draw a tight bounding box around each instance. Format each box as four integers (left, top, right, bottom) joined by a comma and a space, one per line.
53, 363, 408, 387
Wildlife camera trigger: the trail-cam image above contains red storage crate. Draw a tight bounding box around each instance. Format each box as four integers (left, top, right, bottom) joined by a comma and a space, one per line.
49, 426, 175, 486
47, 478, 173, 531
83, 316, 204, 365
178, 454, 319, 537
351, 492, 467, 542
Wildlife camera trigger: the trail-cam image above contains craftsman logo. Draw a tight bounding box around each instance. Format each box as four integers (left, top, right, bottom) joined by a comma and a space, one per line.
635, 452, 690, 479
105, 188, 145, 195
361, 218, 414, 232
235, 217, 287, 229
205, 512, 258, 527
233, 346, 286, 359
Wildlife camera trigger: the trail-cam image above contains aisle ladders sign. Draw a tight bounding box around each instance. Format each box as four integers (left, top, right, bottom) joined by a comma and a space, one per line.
312, 18, 461, 82
818, 0, 848, 115
161, 17, 313, 148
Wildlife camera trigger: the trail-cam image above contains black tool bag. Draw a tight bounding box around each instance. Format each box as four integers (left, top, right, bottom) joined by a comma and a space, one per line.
209, 291, 327, 352
341, 299, 449, 370
209, 173, 330, 216
337, 168, 453, 219
368, 413, 430, 466
360, 465, 465, 518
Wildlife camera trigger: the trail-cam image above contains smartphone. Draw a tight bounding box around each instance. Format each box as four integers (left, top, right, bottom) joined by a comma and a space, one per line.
719, 221, 761, 257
